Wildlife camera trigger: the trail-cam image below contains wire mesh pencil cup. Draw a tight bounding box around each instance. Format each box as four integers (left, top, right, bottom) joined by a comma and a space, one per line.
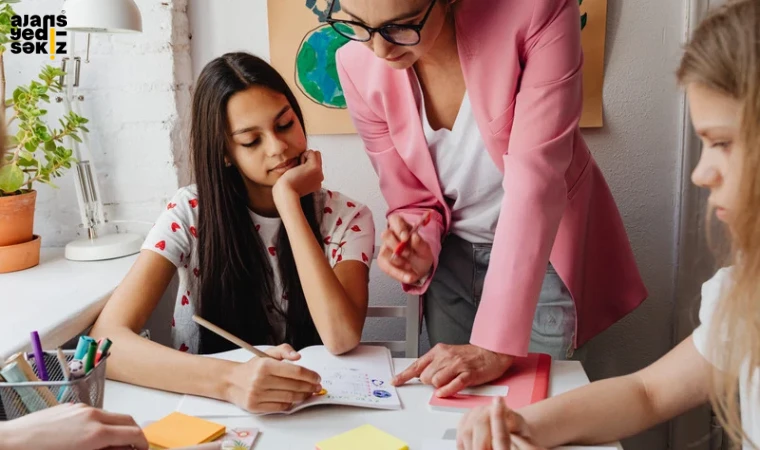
0, 350, 108, 421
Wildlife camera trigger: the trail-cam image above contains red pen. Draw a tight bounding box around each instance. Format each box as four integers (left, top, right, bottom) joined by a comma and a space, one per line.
392, 211, 432, 261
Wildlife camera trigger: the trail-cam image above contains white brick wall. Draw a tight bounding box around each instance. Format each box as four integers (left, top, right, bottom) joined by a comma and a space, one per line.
5, 0, 191, 244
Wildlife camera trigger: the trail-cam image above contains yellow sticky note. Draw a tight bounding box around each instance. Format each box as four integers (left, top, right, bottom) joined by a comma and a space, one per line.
316, 424, 408, 450
143, 412, 225, 449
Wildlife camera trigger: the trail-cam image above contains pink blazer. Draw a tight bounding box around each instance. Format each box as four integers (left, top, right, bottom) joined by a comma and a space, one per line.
336, 0, 648, 356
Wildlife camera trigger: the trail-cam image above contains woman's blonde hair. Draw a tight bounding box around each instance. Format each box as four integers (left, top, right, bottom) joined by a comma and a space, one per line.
677, 0, 760, 448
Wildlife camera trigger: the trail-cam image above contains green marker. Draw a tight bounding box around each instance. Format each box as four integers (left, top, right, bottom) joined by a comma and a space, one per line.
83, 341, 97, 373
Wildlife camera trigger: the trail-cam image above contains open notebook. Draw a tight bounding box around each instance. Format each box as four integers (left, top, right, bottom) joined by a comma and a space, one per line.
177, 345, 400, 417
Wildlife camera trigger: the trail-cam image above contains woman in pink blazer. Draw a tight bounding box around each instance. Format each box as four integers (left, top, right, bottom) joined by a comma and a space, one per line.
331, 0, 648, 395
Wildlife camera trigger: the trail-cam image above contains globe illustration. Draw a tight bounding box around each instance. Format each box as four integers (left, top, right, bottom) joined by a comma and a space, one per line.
295, 24, 351, 109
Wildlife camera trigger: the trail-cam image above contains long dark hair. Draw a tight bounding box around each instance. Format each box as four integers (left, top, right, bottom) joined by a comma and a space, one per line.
191, 52, 323, 353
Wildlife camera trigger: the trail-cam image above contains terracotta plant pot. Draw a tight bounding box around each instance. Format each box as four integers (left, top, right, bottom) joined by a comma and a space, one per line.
0, 190, 40, 273
0, 190, 36, 247
0, 234, 41, 273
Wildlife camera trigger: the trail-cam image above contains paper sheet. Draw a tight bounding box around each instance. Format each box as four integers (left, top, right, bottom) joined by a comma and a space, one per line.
458, 385, 509, 397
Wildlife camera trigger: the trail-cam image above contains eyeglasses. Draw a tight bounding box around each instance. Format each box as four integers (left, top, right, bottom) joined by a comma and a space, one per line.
326, 0, 438, 46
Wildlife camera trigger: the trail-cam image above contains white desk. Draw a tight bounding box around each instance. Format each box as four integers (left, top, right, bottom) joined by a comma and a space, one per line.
104, 349, 623, 450
0, 248, 137, 360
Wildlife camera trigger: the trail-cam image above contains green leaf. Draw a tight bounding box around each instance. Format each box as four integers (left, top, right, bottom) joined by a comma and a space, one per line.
19, 149, 33, 162
0, 163, 23, 194
24, 140, 36, 152
79, 126, 89, 133
70, 134, 82, 143
44, 139, 56, 153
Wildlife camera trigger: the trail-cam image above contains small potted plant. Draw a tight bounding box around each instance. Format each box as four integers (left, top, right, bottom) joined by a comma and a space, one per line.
0, 0, 87, 273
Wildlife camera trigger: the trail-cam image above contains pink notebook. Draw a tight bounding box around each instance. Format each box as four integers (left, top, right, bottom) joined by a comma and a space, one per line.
429, 353, 551, 412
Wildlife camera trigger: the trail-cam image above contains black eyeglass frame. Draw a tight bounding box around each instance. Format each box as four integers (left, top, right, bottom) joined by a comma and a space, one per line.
326, 0, 438, 46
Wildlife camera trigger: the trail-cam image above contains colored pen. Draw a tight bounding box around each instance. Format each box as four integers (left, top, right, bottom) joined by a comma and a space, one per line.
391, 211, 432, 261
74, 336, 96, 360
95, 338, 112, 365
30, 331, 49, 381
83, 341, 97, 373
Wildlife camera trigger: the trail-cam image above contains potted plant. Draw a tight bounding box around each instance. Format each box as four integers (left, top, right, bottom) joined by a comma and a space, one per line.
0, 0, 87, 273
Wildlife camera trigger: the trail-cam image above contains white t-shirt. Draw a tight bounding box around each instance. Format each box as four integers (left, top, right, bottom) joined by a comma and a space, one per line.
142, 185, 375, 354
417, 79, 505, 243
692, 267, 759, 449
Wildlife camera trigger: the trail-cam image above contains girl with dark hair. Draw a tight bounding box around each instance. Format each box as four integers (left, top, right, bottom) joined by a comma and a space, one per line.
90, 52, 375, 414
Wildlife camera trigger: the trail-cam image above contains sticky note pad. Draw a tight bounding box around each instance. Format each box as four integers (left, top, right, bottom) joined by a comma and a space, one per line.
316, 424, 408, 450
143, 412, 226, 449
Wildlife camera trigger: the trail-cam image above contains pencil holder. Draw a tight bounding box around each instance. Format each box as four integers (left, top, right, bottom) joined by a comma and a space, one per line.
0, 350, 108, 421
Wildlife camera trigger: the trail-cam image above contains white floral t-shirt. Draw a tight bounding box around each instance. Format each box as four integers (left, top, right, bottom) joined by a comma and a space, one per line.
142, 185, 375, 354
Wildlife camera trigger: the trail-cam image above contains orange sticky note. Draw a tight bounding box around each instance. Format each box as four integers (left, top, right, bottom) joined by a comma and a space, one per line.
143, 412, 226, 449
316, 424, 408, 450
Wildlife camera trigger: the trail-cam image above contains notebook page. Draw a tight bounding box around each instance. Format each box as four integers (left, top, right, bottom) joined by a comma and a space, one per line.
287, 345, 400, 413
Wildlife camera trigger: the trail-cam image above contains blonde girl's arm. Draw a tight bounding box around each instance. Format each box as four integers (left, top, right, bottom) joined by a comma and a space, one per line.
519, 337, 712, 447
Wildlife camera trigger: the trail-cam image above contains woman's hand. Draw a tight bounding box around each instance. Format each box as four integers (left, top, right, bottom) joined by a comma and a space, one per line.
223, 344, 323, 413
0, 403, 149, 450
273, 150, 324, 201
457, 398, 544, 450
377, 214, 434, 284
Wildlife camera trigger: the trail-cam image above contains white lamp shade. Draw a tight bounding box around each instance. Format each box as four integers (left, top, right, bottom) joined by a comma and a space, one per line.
62, 0, 143, 33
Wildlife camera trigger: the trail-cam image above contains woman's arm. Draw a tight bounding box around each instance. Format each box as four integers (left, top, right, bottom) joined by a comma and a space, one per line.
273, 151, 370, 355
335, 45, 446, 295
521, 337, 710, 447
